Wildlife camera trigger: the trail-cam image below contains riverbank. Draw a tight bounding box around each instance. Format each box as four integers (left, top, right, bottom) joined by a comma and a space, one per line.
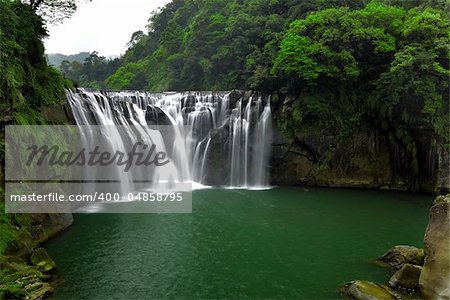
0, 211, 73, 299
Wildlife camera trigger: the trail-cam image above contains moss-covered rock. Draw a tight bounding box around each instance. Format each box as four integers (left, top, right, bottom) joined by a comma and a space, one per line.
389, 263, 422, 291
0, 263, 49, 300
433, 194, 450, 205
30, 248, 55, 274
26, 282, 54, 300
379, 245, 424, 269
342, 280, 399, 300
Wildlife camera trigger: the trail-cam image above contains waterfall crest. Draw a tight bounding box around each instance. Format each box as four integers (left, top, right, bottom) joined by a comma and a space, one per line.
66, 89, 272, 190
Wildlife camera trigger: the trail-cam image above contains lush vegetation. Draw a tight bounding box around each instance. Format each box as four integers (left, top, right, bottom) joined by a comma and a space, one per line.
0, 0, 73, 270
80, 0, 447, 93
0, 0, 77, 295
0, 0, 71, 121
58, 52, 121, 89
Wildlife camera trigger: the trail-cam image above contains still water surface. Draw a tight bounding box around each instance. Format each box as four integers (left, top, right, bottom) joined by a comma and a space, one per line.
46, 187, 432, 299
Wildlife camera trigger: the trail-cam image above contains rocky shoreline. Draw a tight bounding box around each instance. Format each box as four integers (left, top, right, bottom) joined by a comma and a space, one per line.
0, 214, 73, 299
342, 194, 450, 300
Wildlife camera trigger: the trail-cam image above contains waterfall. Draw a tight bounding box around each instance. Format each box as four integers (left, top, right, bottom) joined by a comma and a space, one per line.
66, 89, 272, 191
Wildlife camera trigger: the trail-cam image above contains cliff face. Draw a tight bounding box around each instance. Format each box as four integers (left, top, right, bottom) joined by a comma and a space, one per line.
270, 128, 449, 194
271, 130, 395, 189
269, 92, 449, 194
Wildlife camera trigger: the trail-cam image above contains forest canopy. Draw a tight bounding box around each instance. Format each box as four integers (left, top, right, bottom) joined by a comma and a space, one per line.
61, 0, 448, 93
0, 0, 69, 121
60, 0, 448, 138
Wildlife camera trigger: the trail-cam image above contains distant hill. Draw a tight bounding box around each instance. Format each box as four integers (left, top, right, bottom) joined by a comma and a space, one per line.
46, 52, 91, 67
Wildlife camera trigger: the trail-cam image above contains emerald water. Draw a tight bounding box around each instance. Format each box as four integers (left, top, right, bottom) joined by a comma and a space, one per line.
46, 187, 432, 299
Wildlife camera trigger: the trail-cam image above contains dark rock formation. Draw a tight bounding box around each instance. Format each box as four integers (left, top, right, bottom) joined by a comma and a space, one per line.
270, 126, 450, 193
271, 130, 398, 189
379, 245, 424, 270
389, 263, 422, 291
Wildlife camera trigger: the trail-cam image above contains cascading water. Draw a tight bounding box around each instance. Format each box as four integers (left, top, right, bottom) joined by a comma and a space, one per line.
66, 89, 272, 191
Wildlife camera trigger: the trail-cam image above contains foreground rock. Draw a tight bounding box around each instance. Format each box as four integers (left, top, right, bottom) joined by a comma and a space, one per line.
0, 257, 54, 299
419, 194, 450, 300
342, 280, 399, 300
30, 248, 56, 274
379, 245, 424, 269
389, 263, 422, 291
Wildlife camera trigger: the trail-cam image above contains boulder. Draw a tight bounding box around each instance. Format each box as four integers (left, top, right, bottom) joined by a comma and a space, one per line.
389, 263, 422, 291
342, 280, 399, 300
27, 282, 54, 300
30, 248, 56, 274
419, 194, 450, 300
379, 245, 424, 269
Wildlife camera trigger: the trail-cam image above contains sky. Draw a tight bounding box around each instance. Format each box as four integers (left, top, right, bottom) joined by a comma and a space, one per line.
44, 0, 169, 56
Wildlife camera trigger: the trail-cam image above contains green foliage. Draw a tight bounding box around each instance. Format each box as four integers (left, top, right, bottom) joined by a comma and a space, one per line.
106, 60, 149, 90
21, 0, 92, 24
0, 0, 71, 268
0, 0, 66, 111
273, 2, 406, 82
104, 0, 331, 91
59, 52, 122, 89
274, 1, 449, 142
0, 199, 31, 256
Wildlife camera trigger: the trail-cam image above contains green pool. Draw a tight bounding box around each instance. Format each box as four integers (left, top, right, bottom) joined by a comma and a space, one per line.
46, 187, 432, 299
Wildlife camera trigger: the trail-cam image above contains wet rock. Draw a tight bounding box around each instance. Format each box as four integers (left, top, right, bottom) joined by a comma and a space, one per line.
30, 248, 56, 274
24, 281, 44, 292
342, 280, 399, 300
27, 283, 54, 300
181, 95, 197, 108
379, 245, 424, 269
228, 90, 245, 108
203, 125, 231, 185
389, 263, 422, 291
145, 105, 172, 125
419, 194, 450, 300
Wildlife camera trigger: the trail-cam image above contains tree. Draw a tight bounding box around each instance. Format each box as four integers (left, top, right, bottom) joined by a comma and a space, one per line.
0, 0, 68, 112
21, 0, 91, 24
127, 31, 145, 48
